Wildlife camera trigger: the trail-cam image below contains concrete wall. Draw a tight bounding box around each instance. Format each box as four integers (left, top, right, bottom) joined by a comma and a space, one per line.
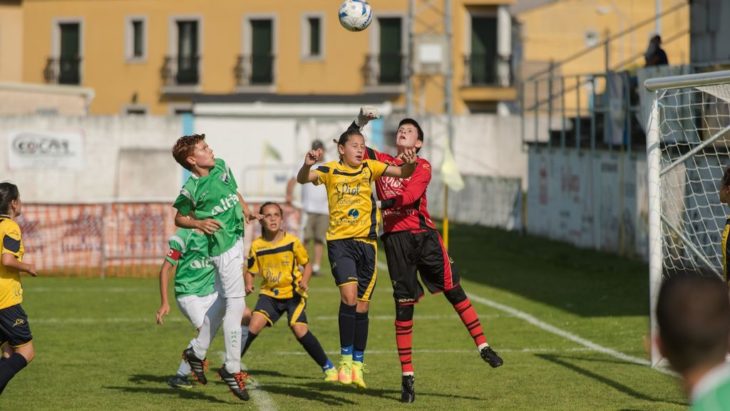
526, 146, 648, 259
0, 83, 93, 115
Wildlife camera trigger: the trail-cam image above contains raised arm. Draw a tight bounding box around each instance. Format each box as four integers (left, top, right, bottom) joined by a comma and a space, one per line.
297, 150, 320, 184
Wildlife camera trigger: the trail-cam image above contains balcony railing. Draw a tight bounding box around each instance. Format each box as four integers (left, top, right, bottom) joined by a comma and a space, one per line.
234, 54, 275, 87
161, 55, 200, 88
462, 54, 512, 87
43, 56, 82, 85
364, 53, 406, 86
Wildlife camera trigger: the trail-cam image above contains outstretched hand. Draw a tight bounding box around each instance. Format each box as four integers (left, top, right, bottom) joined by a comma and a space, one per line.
400, 147, 417, 164
304, 150, 318, 166
357, 106, 380, 128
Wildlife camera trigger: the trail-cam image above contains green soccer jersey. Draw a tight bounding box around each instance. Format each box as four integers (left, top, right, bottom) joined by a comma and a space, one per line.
166, 228, 216, 297
173, 158, 244, 256
692, 364, 730, 411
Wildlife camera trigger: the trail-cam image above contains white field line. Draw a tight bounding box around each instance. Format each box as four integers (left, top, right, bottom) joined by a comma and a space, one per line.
247, 347, 595, 357
213, 350, 277, 411
375, 261, 676, 377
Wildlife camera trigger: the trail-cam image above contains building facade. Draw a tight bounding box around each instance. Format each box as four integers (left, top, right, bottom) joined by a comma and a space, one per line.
20, 0, 515, 115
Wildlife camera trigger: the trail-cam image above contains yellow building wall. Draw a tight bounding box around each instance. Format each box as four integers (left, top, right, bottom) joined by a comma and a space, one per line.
22, 0, 512, 115
519, 0, 690, 77
0, 2, 23, 82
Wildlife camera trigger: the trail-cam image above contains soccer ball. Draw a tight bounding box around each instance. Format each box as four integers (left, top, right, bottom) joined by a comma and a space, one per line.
338, 0, 373, 32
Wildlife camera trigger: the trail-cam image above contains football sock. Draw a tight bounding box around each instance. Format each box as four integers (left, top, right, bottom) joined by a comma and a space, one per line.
192, 295, 226, 359
395, 304, 415, 374
353, 311, 369, 362
297, 331, 330, 369
0, 353, 27, 394
339, 302, 357, 353
223, 296, 245, 373
177, 358, 191, 377
240, 331, 258, 357
453, 298, 487, 347
241, 325, 250, 351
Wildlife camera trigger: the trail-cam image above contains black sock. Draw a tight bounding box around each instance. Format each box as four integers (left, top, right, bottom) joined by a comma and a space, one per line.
240, 331, 259, 357
354, 311, 369, 361
338, 302, 357, 349
0, 353, 27, 394
297, 331, 329, 368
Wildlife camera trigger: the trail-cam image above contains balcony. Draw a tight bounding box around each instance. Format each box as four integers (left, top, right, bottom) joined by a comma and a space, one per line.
362, 53, 407, 93
161, 55, 200, 94
234, 54, 275, 92
43, 57, 82, 85
461, 53, 516, 102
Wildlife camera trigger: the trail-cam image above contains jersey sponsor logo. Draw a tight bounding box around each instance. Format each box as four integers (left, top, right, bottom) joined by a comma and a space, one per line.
189, 258, 212, 269
210, 193, 239, 216
347, 209, 360, 219
335, 183, 360, 201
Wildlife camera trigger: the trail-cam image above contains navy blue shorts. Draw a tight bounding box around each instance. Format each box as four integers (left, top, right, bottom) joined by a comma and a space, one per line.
381, 230, 461, 305
253, 294, 308, 327
0, 304, 33, 347
327, 238, 377, 301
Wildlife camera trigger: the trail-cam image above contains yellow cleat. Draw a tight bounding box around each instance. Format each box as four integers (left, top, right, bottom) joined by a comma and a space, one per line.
324, 367, 339, 382
338, 357, 353, 385
351, 361, 367, 389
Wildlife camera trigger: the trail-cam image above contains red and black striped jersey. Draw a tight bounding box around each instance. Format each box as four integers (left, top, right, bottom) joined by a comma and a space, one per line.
364, 147, 436, 233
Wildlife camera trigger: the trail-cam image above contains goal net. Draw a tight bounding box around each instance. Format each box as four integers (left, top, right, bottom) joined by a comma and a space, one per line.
646, 70, 730, 365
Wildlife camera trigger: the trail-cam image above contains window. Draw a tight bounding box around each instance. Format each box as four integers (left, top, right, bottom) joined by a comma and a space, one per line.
126, 17, 147, 61
307, 17, 321, 57
132, 20, 144, 58
378, 18, 402, 84
470, 15, 498, 85
59, 23, 81, 85
176, 20, 199, 85
251, 19, 273, 84
125, 106, 147, 115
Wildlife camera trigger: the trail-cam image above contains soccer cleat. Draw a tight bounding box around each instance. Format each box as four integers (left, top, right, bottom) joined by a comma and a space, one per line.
351, 361, 367, 389
480, 346, 504, 368
400, 375, 415, 403
218, 367, 250, 401
167, 375, 193, 390
337, 358, 353, 385
183, 348, 208, 384
324, 367, 339, 382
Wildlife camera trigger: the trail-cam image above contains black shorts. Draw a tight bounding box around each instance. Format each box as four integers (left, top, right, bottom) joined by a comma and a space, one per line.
0, 304, 33, 347
327, 238, 377, 301
254, 294, 308, 327
381, 230, 461, 305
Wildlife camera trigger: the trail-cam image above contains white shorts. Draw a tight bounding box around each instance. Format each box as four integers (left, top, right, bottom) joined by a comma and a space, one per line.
210, 237, 245, 298
176, 292, 218, 329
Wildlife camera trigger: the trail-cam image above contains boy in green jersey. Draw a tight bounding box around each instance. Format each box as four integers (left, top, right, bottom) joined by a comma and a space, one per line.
156, 228, 251, 389
171, 134, 258, 400
657, 273, 730, 410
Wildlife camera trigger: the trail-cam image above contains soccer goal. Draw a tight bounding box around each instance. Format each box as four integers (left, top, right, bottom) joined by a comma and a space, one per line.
645, 70, 730, 366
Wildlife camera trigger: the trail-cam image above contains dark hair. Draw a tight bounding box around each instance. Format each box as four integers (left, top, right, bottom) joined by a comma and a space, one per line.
311, 139, 325, 150
722, 167, 730, 188
336, 129, 364, 147
398, 118, 424, 142
657, 271, 730, 373
0, 182, 19, 215
259, 201, 283, 216
172, 134, 206, 170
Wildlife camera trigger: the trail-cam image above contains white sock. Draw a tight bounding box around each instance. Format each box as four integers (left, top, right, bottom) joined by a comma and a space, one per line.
223, 296, 245, 373
191, 295, 226, 359
313, 264, 320, 272
477, 342, 489, 351
177, 359, 191, 376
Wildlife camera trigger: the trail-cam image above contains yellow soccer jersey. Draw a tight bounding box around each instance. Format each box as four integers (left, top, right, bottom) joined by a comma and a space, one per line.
247, 232, 309, 299
0, 217, 24, 310
315, 159, 389, 241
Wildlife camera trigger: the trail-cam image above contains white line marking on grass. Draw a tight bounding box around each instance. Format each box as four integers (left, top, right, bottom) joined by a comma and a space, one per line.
215, 352, 278, 411
375, 261, 676, 377
251, 347, 595, 357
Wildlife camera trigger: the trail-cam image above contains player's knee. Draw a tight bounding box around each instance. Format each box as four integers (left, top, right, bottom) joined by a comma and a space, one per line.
16, 342, 34, 363
444, 285, 467, 305
396, 304, 414, 321
291, 324, 309, 338
356, 301, 370, 313
242, 307, 252, 326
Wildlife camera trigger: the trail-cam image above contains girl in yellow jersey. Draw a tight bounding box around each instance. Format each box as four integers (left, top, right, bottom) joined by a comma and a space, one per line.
0, 182, 38, 394
297, 129, 416, 388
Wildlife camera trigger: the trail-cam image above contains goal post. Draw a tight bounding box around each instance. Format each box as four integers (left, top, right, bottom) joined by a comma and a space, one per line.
645, 70, 730, 366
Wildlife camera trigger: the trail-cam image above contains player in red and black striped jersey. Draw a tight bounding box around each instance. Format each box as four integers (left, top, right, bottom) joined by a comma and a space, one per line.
353, 107, 503, 403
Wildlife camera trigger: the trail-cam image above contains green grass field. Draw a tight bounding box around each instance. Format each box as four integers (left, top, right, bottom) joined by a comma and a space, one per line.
2, 224, 686, 410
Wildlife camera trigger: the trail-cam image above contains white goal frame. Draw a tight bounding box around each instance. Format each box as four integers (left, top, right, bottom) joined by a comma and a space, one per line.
645, 69, 730, 366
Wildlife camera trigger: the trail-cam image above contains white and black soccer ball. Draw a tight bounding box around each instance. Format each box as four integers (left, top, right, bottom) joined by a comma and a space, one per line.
338, 0, 373, 32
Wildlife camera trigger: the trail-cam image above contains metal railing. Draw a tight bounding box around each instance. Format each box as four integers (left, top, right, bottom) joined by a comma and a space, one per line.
43, 57, 82, 85
161, 55, 200, 87
235, 54, 276, 86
